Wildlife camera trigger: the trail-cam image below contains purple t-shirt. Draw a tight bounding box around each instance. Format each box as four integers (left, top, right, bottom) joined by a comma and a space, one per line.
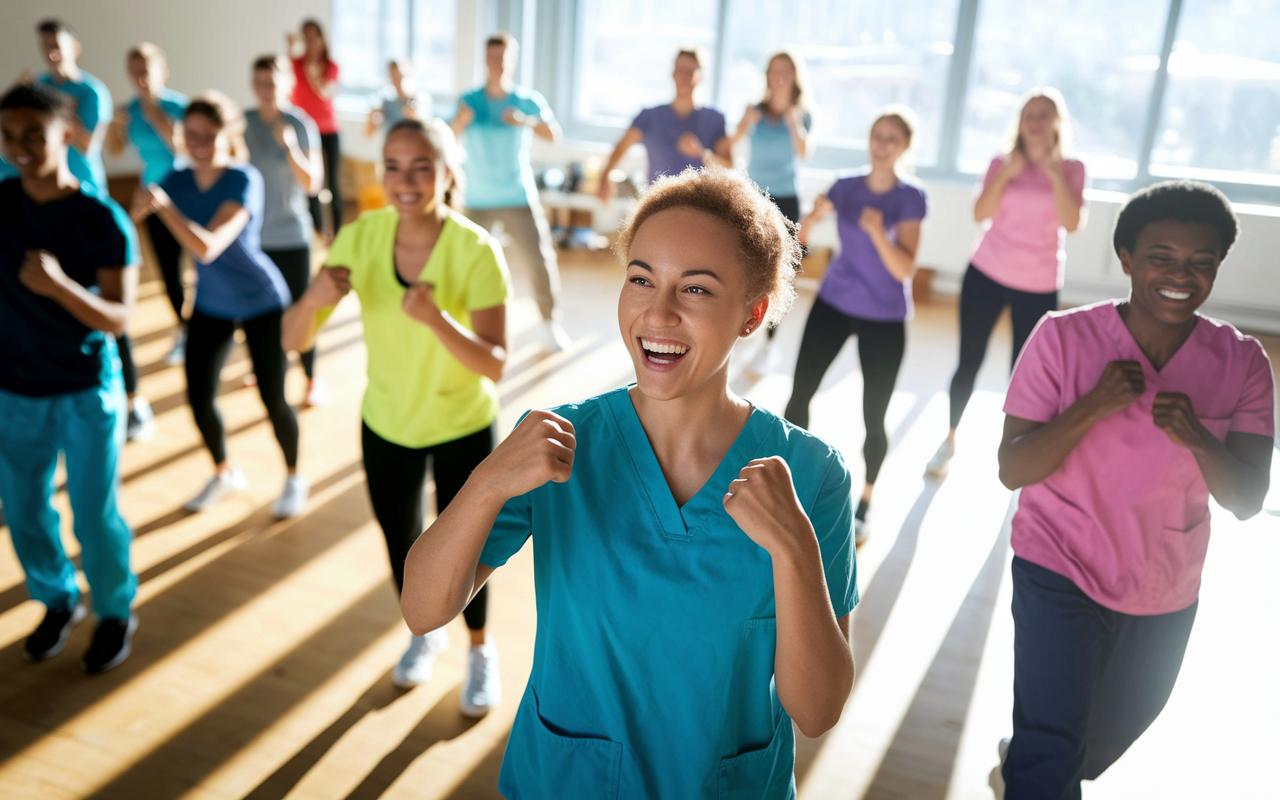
817, 174, 928, 322
631, 104, 727, 184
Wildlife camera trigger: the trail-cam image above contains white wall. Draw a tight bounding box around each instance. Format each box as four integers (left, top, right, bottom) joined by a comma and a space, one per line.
0, 0, 331, 176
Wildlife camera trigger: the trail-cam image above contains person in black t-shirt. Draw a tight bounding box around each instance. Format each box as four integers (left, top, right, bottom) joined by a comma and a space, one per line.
0, 82, 141, 674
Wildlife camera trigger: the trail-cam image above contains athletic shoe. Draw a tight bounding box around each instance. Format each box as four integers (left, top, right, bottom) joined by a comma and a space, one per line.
125, 396, 157, 443
392, 628, 450, 689
184, 466, 248, 512
459, 638, 502, 718
854, 518, 869, 547
304, 377, 330, 408
990, 737, 1011, 799
925, 439, 956, 477
538, 320, 572, 354
271, 474, 310, 519
82, 613, 139, 674
164, 328, 187, 366
23, 603, 87, 662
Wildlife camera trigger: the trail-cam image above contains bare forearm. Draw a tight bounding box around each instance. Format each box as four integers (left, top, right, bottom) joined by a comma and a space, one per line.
999, 400, 1102, 489
402, 479, 506, 634
789, 125, 811, 159
772, 535, 854, 738
1190, 435, 1270, 519
50, 277, 132, 335
155, 204, 232, 262
1048, 174, 1081, 232
974, 177, 1009, 222
281, 298, 325, 352
533, 121, 559, 142
428, 314, 506, 382
284, 143, 314, 193
869, 232, 915, 282
142, 106, 176, 151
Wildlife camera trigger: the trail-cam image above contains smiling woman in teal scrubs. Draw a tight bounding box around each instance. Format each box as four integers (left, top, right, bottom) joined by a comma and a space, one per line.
402, 167, 858, 799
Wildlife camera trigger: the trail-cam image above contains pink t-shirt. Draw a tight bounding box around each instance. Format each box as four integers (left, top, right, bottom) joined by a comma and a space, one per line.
970, 156, 1086, 294
1004, 301, 1275, 615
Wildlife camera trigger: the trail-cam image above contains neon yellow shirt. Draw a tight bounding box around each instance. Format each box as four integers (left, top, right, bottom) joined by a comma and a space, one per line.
323, 207, 511, 448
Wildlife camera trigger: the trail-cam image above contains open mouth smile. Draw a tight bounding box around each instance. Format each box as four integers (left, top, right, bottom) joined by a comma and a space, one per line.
639, 337, 690, 368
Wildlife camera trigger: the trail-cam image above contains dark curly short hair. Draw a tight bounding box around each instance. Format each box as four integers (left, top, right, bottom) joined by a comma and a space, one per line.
0, 81, 73, 121
1113, 180, 1238, 260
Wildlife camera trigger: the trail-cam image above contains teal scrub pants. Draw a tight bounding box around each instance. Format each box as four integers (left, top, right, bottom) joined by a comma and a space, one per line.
0, 351, 136, 620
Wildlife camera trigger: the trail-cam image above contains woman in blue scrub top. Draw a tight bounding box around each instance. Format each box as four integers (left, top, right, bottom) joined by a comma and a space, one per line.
403, 167, 858, 799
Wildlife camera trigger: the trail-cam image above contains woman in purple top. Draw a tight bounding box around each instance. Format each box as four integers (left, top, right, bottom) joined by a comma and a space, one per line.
784, 110, 927, 546
596, 49, 731, 202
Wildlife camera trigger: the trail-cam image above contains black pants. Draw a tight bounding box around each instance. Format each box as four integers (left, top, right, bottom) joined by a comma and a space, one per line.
361, 422, 493, 630
948, 264, 1057, 429
764, 195, 802, 341
265, 247, 315, 379
116, 333, 139, 395
185, 309, 299, 468
1005, 557, 1197, 799
308, 131, 342, 234
784, 296, 905, 484
145, 212, 186, 322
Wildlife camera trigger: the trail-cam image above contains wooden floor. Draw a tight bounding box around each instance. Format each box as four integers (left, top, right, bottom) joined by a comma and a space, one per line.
1, 247, 1277, 800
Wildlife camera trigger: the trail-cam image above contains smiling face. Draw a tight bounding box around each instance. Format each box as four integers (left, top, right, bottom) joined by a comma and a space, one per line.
182, 112, 225, 167
673, 54, 702, 95
619, 207, 766, 401
1018, 96, 1059, 155
1120, 218, 1222, 327
868, 116, 909, 171
1, 107, 68, 178
383, 127, 450, 216
766, 55, 796, 104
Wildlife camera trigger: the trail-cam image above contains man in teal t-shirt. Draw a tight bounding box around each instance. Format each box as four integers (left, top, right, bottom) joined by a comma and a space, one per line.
451, 32, 569, 353
35, 19, 112, 197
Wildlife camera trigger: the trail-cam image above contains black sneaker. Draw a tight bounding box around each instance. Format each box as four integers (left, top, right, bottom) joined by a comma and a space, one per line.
81, 614, 138, 674
24, 603, 87, 662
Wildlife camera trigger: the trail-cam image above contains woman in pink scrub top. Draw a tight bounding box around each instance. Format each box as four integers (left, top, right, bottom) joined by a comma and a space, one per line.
994, 181, 1274, 799
928, 88, 1086, 477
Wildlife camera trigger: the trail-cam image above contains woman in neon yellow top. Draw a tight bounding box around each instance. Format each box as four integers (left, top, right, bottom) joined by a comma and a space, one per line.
282, 118, 511, 716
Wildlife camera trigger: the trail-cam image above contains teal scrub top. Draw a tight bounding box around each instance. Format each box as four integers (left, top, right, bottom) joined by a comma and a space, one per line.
457, 85, 553, 210
480, 386, 859, 800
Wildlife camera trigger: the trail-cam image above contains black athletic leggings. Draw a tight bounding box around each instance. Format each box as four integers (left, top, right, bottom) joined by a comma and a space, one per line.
116, 334, 139, 396
145, 212, 186, 322
361, 421, 493, 630
265, 247, 315, 380
947, 264, 1058, 429
185, 309, 299, 468
765, 195, 802, 342
308, 132, 343, 234
784, 296, 906, 485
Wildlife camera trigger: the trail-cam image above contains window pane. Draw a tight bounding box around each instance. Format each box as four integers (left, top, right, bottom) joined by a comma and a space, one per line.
720, 0, 960, 166
1151, 0, 1280, 181
413, 0, 457, 98
333, 0, 385, 90
576, 0, 719, 126
959, 0, 1168, 179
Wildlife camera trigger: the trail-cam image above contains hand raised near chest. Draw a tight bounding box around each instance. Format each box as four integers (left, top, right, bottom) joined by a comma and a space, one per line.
304, 266, 350, 308
19, 250, 69, 298
474, 410, 576, 500
677, 131, 704, 158
723, 457, 815, 557
1153, 392, 1210, 450
1084, 360, 1145, 421
857, 207, 885, 239
401, 282, 444, 329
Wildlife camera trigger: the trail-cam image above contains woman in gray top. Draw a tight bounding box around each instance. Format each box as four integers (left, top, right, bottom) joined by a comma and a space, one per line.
245, 54, 327, 406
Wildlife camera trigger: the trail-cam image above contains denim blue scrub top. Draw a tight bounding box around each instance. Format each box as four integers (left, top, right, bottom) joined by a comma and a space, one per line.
480, 386, 858, 800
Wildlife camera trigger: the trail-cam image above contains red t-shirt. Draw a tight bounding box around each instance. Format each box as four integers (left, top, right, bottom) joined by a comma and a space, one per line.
291, 57, 339, 134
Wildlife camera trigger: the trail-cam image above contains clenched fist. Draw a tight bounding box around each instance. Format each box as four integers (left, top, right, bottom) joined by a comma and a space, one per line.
1086, 360, 1145, 420
402, 283, 443, 329
723, 456, 815, 557
473, 410, 577, 500
19, 250, 69, 298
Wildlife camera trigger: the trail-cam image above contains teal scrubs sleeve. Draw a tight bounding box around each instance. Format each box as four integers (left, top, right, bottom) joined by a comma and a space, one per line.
811, 451, 859, 620
481, 491, 532, 568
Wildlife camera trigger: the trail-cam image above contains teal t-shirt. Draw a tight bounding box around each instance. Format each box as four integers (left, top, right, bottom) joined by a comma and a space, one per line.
748, 107, 811, 199
457, 85, 553, 209
127, 89, 188, 185
38, 71, 111, 196
480, 387, 858, 799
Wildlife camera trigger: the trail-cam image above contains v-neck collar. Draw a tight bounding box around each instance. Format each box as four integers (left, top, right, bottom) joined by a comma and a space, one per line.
1110, 301, 1202, 375
391, 212, 453, 289
603, 387, 768, 541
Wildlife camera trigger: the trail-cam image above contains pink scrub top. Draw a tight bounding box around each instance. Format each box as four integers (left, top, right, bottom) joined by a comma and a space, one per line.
1004, 301, 1275, 615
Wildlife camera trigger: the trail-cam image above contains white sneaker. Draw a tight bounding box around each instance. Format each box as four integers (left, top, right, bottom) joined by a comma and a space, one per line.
392, 628, 449, 689
165, 328, 187, 366
304, 378, 330, 408
925, 439, 956, 477
271, 474, 310, 518
125, 396, 157, 443
854, 517, 869, 547
459, 637, 502, 718
183, 466, 247, 512
538, 320, 572, 354
990, 737, 1011, 799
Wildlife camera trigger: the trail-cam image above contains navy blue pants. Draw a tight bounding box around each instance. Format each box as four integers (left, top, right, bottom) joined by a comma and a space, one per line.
1005, 557, 1197, 800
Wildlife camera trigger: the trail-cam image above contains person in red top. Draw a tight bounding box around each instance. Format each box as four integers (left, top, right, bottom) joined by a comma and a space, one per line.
287, 19, 341, 237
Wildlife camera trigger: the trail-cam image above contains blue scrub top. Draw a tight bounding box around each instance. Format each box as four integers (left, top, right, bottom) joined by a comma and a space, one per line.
481, 386, 858, 800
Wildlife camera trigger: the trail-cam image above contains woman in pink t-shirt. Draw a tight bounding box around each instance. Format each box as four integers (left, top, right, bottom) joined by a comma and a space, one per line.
927, 89, 1086, 476
287, 19, 342, 237
994, 181, 1274, 798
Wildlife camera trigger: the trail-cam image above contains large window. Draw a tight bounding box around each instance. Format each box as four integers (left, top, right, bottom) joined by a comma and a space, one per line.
1150, 0, 1280, 183
333, 0, 456, 98
719, 0, 960, 167
958, 0, 1168, 179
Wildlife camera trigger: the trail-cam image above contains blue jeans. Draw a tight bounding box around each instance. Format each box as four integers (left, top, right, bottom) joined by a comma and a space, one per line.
0, 345, 136, 619
1004, 557, 1197, 800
